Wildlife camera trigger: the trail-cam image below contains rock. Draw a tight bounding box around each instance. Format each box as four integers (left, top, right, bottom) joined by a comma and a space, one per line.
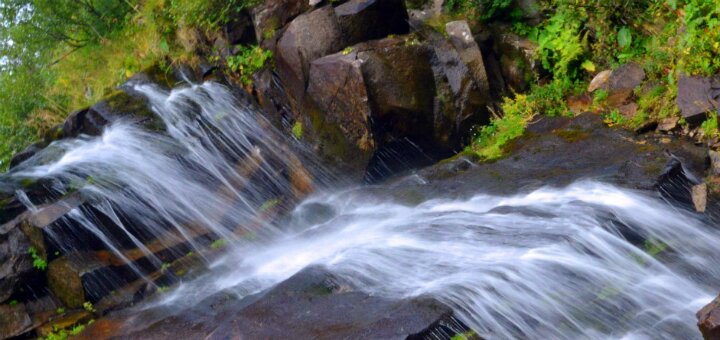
359, 38, 436, 144
9, 143, 42, 170
589, 63, 645, 107
698, 295, 720, 340
307, 51, 375, 171
335, 0, 409, 46
692, 183, 707, 212
657, 117, 680, 133
567, 94, 592, 114
588, 70, 612, 93
445, 21, 490, 96
0, 224, 33, 303
677, 74, 720, 124
63, 90, 157, 138
36, 310, 93, 337
0, 304, 32, 338
491, 30, 539, 93
250, 0, 311, 44
710, 150, 720, 176
275, 6, 344, 107
427, 24, 490, 147
223, 10, 256, 45
618, 102, 638, 118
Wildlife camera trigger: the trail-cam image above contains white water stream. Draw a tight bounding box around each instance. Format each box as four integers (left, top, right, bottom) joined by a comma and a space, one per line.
5, 82, 718, 339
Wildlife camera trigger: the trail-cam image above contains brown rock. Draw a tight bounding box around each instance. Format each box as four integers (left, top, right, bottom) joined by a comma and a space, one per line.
307, 51, 375, 168
618, 102, 639, 118
588, 70, 612, 93
250, 0, 311, 44
698, 295, 720, 339
47, 257, 87, 309
335, 0, 409, 46
657, 117, 680, 133
677, 74, 719, 124
37, 310, 93, 337
275, 6, 344, 107
709, 150, 720, 176
568, 94, 592, 114
692, 183, 707, 213
0, 304, 32, 338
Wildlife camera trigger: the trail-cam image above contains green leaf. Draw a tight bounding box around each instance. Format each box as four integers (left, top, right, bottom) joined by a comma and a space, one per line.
159, 38, 170, 54
617, 27, 632, 49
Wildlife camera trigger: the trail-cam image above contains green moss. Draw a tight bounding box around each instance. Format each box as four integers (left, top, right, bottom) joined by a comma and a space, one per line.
553, 128, 590, 143
292, 121, 304, 139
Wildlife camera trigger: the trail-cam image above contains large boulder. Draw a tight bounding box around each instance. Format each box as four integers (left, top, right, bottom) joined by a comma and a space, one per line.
677, 74, 720, 124
275, 6, 344, 107
335, 0, 410, 46
250, 0, 311, 45
0, 224, 33, 303
307, 51, 375, 172
491, 30, 539, 93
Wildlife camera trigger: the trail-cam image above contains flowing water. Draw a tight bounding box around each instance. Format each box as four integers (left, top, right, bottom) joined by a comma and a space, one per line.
4, 81, 719, 339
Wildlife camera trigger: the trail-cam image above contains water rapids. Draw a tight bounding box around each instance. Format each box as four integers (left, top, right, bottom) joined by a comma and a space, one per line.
5, 81, 719, 339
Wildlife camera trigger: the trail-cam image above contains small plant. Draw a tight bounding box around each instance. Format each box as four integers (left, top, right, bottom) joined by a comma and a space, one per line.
291, 121, 303, 139
468, 93, 536, 160
9, 300, 18, 306
226, 45, 273, 86
156, 286, 169, 293
28, 247, 47, 271
160, 262, 171, 271
259, 198, 281, 212
82, 301, 95, 312
342, 47, 353, 55
56, 307, 65, 314
210, 239, 228, 250
602, 109, 626, 127
701, 113, 718, 139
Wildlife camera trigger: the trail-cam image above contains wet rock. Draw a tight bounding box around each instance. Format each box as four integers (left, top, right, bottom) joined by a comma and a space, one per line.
307, 51, 375, 170
47, 257, 87, 308
223, 10, 256, 45
335, 0, 409, 46
37, 310, 93, 337
250, 0, 311, 45
567, 94, 592, 114
103, 266, 459, 339
0, 303, 32, 338
692, 183, 707, 212
9, 143, 42, 170
677, 74, 720, 124
63, 91, 157, 138
698, 295, 720, 340
657, 117, 680, 133
275, 6, 343, 107
0, 224, 33, 303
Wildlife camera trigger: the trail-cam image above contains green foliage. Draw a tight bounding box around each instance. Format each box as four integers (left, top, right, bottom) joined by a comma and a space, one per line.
677, 0, 720, 75
169, 0, 259, 31
82, 301, 95, 312
701, 112, 719, 139
602, 109, 626, 127
9, 300, 18, 306
292, 121, 304, 139
210, 239, 228, 250
527, 78, 575, 117
226, 45, 273, 85
444, 0, 513, 21
468, 94, 535, 160
28, 246, 47, 271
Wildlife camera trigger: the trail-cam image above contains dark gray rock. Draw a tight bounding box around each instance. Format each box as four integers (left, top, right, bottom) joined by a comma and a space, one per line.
335, 0, 410, 46
0, 304, 32, 338
677, 74, 720, 124
250, 0, 311, 44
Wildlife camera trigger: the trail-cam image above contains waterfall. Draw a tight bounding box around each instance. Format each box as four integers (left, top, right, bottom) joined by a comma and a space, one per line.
4, 81, 718, 339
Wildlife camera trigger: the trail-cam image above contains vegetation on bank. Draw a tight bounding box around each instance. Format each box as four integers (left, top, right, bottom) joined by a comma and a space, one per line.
454, 0, 720, 160
0, 0, 267, 169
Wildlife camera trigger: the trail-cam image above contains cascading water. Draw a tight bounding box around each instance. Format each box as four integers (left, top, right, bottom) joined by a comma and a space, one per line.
4, 81, 718, 339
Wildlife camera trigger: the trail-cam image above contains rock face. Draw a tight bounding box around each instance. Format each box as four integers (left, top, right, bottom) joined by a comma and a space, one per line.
275, 6, 344, 106
488, 29, 539, 94
0, 304, 32, 338
307, 51, 375, 171
677, 74, 720, 124
698, 295, 720, 340
80, 266, 464, 339
335, 0, 409, 46
0, 224, 33, 303
250, 0, 311, 45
